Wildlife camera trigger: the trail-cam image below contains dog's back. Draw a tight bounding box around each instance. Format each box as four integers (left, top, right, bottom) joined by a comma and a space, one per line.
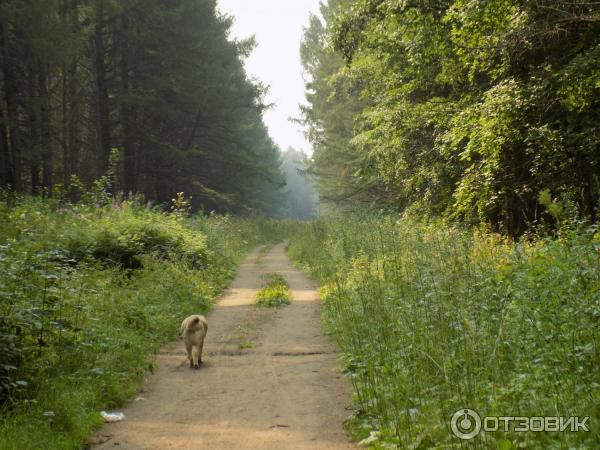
181, 315, 208, 369
181, 314, 208, 336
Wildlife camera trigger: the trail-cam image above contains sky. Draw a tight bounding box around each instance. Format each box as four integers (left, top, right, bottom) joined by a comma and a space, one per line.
217, 0, 322, 155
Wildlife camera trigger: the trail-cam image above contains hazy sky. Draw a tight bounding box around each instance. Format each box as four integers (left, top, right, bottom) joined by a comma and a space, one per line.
217, 0, 322, 155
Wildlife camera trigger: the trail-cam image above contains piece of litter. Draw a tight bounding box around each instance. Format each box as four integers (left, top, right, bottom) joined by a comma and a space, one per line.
358, 431, 380, 446
134, 396, 146, 401
101, 411, 125, 423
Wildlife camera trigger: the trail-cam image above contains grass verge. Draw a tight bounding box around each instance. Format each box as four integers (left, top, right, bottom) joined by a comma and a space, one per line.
0, 195, 284, 449
288, 217, 600, 449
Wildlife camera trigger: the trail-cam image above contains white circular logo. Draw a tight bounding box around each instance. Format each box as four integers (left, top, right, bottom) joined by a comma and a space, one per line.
451, 409, 482, 440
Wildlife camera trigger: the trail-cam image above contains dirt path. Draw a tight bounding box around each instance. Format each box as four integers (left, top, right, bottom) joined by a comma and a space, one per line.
91, 242, 354, 449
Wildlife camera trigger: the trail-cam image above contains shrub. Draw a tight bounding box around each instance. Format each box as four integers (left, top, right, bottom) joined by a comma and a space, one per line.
62, 203, 208, 269
256, 273, 291, 307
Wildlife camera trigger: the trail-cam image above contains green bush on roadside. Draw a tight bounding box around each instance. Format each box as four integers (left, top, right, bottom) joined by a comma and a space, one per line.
256, 273, 291, 307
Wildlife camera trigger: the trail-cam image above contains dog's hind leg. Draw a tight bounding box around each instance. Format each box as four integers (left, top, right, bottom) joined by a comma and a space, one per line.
198, 338, 205, 364
185, 341, 193, 368
192, 346, 200, 370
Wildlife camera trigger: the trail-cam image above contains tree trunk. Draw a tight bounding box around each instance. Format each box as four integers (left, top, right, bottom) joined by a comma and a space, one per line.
93, 0, 111, 176
67, 60, 79, 192
61, 63, 70, 189
59, 0, 81, 198
121, 13, 136, 194
0, 21, 21, 191
0, 100, 8, 188
39, 63, 53, 196
30, 163, 40, 195
29, 65, 41, 195
185, 110, 203, 152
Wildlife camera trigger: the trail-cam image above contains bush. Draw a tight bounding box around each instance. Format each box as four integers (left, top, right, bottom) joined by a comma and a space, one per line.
63, 204, 208, 269
256, 273, 291, 307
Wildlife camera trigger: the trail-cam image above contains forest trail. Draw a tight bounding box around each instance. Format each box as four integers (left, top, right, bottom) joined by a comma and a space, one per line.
90, 242, 354, 450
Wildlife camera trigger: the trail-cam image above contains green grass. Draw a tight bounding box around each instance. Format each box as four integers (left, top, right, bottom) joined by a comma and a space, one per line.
0, 195, 283, 449
255, 273, 291, 307
288, 217, 600, 449
4, 195, 597, 449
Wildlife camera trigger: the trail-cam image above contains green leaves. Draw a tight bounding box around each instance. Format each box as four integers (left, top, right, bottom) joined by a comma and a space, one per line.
558, 43, 600, 112
307, 0, 600, 235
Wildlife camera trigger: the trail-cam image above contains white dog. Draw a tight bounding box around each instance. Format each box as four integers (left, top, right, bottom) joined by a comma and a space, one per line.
180, 315, 208, 369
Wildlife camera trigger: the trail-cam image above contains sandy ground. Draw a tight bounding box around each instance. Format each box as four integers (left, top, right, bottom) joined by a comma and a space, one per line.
90, 242, 354, 450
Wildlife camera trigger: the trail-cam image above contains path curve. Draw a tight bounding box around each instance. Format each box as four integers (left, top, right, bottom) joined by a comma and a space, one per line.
91, 242, 354, 449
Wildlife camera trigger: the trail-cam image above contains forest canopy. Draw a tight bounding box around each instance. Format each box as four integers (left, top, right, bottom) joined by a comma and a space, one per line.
301, 0, 600, 235
0, 0, 286, 215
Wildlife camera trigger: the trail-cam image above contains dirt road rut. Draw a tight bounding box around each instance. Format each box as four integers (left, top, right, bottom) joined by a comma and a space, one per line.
91, 242, 354, 449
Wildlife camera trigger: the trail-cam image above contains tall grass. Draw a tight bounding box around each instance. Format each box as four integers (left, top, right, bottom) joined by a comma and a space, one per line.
0, 195, 283, 449
288, 217, 600, 448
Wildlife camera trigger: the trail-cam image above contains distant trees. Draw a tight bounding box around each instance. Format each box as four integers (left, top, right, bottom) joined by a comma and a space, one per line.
302, 0, 600, 235
280, 147, 316, 220
0, 0, 285, 215
300, 0, 395, 211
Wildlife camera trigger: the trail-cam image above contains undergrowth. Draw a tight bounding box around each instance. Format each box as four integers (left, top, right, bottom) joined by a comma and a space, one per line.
0, 194, 285, 449
288, 217, 600, 449
255, 273, 291, 307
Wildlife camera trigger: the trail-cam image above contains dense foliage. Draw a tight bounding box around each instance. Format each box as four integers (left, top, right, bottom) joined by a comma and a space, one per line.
301, 0, 600, 235
289, 217, 600, 448
0, 193, 285, 448
0, 0, 285, 215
